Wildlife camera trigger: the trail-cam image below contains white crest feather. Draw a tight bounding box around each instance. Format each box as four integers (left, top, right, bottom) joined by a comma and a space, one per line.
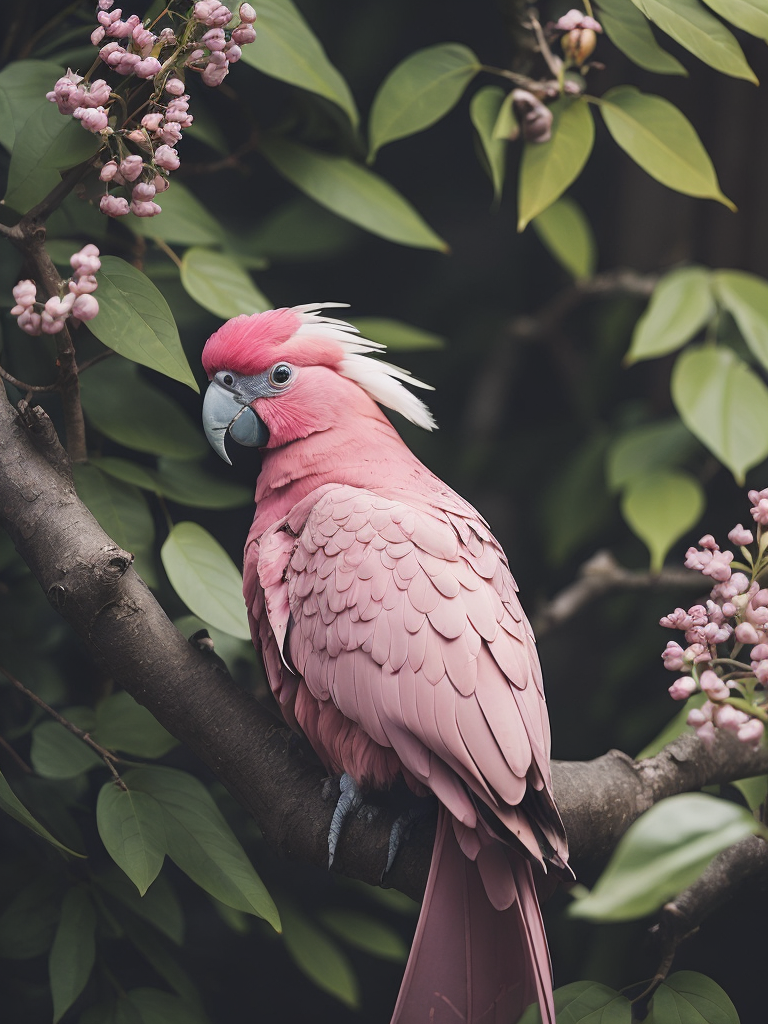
291, 303, 437, 431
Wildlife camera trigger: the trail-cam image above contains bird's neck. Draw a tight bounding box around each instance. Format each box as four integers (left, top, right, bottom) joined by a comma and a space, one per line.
251, 417, 433, 536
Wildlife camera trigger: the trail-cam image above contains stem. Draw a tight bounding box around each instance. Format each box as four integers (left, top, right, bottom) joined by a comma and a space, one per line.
0, 665, 126, 787
0, 735, 33, 774
725, 696, 768, 723
0, 365, 59, 394
153, 237, 183, 268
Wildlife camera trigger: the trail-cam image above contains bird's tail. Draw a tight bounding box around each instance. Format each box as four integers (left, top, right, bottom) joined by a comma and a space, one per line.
391, 805, 555, 1024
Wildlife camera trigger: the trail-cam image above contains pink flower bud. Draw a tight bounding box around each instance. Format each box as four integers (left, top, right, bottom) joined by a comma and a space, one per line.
72, 294, 100, 320
154, 144, 180, 170
44, 294, 75, 319
130, 199, 162, 217
141, 113, 164, 131
98, 0, 114, 9
153, 174, 170, 192
73, 105, 109, 132
684, 643, 709, 663
132, 181, 157, 201
83, 80, 111, 107
91, 26, 106, 45
737, 718, 764, 747
156, 122, 183, 144
100, 160, 119, 181
713, 704, 749, 734
135, 57, 162, 79
99, 194, 130, 217
735, 621, 761, 645
555, 9, 603, 32
668, 676, 697, 700
512, 89, 553, 144
225, 42, 242, 62
70, 244, 101, 275
202, 58, 229, 86
699, 669, 730, 701
12, 280, 37, 307
69, 275, 99, 296
728, 524, 754, 546
231, 23, 257, 45
158, 27, 176, 45
753, 644, 768, 661
132, 25, 156, 57
749, 488, 768, 526
661, 641, 686, 671
165, 77, 186, 96
753, 660, 768, 684
202, 28, 227, 51
40, 313, 67, 335
239, 3, 257, 22
186, 48, 205, 64
119, 155, 144, 181
16, 309, 43, 335
194, 0, 232, 27
97, 9, 121, 27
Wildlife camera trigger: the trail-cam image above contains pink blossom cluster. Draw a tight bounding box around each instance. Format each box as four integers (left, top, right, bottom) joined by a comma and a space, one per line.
46, 0, 257, 218
659, 497, 768, 751
553, 8, 602, 66
10, 246, 101, 336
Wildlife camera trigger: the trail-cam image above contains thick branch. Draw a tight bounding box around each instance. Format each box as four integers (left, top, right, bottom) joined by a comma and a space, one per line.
1, 387, 766, 903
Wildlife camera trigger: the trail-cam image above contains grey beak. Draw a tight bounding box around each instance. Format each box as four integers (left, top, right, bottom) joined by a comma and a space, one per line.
202, 381, 269, 465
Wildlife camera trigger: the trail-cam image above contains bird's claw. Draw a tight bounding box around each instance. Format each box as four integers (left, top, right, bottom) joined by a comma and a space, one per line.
327, 772, 363, 870
382, 803, 432, 883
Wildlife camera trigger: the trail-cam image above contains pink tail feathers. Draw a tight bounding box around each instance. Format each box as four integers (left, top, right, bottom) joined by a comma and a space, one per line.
391, 806, 555, 1024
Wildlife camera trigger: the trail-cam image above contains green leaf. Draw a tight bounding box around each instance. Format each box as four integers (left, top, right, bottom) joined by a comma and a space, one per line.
95, 868, 184, 944
262, 137, 448, 251
72, 464, 156, 587
544, 432, 612, 564
4, 100, 100, 213
90, 456, 251, 510
281, 905, 359, 1007
161, 522, 250, 640
97, 784, 166, 896
0, 60, 68, 152
368, 44, 480, 160
606, 418, 700, 492
243, 197, 358, 262
595, 0, 687, 74
570, 793, 765, 921
239, 0, 358, 126
518, 981, 631, 1023
632, 0, 758, 81
318, 909, 408, 962
518, 97, 594, 230
121, 988, 208, 1024
50, 885, 96, 1023
349, 317, 445, 351
180, 248, 271, 320
647, 971, 740, 1024
492, 90, 518, 140
125, 767, 279, 929
0, 876, 62, 959
94, 691, 178, 759
532, 196, 596, 280
598, 87, 734, 210
90, 257, 197, 391
0, 769, 83, 856
671, 345, 768, 483
125, 181, 224, 246
620, 469, 705, 572
713, 270, 768, 374
701, 0, 768, 41
31, 720, 103, 779
732, 774, 768, 811
119, 915, 204, 1008
469, 85, 507, 201
626, 266, 714, 363
636, 693, 708, 760
80, 357, 207, 460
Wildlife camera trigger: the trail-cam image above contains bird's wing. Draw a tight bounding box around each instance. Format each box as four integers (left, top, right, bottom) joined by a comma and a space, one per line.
255, 483, 566, 869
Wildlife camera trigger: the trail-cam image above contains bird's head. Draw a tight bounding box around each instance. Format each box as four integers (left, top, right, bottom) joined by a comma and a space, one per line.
201, 302, 436, 464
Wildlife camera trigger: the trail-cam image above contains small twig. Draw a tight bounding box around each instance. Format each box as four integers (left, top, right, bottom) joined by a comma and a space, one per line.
534, 550, 703, 636
78, 350, 114, 375
153, 237, 183, 269
0, 364, 59, 394
0, 735, 33, 774
0, 665, 126, 788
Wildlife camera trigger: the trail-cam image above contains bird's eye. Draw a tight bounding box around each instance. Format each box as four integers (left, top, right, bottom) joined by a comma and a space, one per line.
222, 373, 234, 387
269, 363, 292, 388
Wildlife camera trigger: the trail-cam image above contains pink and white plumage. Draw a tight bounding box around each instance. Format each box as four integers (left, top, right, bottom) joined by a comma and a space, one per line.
202, 304, 570, 1024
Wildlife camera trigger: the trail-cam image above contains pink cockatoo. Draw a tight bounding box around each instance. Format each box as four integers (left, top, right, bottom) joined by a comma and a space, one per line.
201, 303, 570, 1024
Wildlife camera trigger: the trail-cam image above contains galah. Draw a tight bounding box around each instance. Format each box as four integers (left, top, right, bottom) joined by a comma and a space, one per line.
201, 303, 570, 1024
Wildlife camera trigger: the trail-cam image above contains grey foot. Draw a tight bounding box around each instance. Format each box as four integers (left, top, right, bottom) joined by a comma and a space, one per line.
328, 773, 363, 870
383, 804, 433, 882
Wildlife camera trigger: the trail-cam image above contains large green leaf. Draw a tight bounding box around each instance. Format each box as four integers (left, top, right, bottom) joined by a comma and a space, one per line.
30, 720, 103, 779
701, 0, 768, 41
595, 0, 686, 74
0, 876, 62, 959
632, 0, 757, 81
598, 87, 734, 209
80, 357, 207, 460
262, 137, 448, 251
368, 44, 480, 159
731, 774, 768, 811
518, 981, 631, 1023
126, 767, 280, 929
161, 522, 250, 640
125, 181, 224, 246
243, 197, 358, 262
49, 885, 96, 1023
239, 0, 357, 126
626, 266, 714, 363
91, 455, 252, 510
647, 971, 740, 1023
97, 783, 166, 896
281, 905, 359, 1007
620, 469, 705, 572
518, 97, 594, 230
671, 345, 768, 483
0, 769, 83, 856
318, 909, 408, 962
349, 317, 444, 351
180, 248, 271, 319
606, 417, 700, 492
90, 257, 197, 391
469, 85, 507, 202
0, 60, 67, 151
72, 464, 156, 586
94, 691, 178, 759
4, 99, 100, 213
570, 793, 765, 921
713, 270, 768, 374
532, 196, 596, 280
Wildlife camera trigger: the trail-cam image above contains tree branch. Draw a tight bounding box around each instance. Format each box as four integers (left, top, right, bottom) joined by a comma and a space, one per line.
1, 386, 766, 906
